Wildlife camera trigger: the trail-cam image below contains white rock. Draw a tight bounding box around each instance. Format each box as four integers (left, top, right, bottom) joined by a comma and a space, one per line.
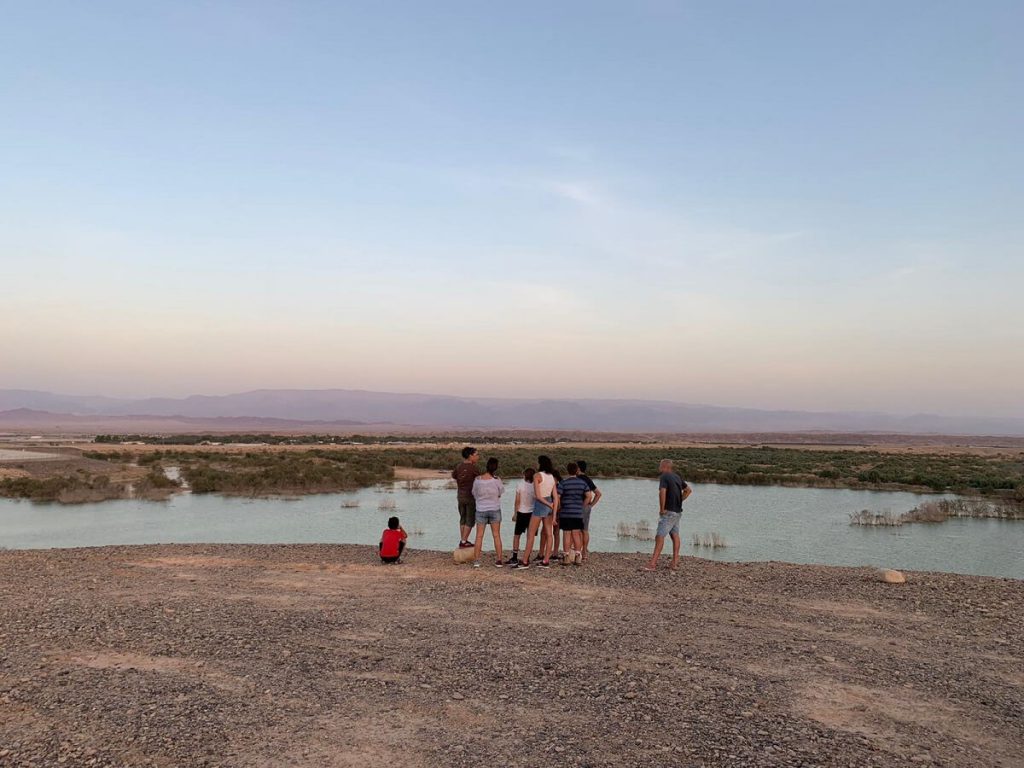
878, 568, 906, 584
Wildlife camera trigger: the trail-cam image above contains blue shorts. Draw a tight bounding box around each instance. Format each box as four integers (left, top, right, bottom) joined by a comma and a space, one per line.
476, 508, 501, 525
656, 511, 681, 538
533, 497, 554, 518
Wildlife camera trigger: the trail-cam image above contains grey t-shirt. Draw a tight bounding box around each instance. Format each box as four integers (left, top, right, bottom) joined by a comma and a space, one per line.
659, 472, 689, 513
472, 476, 504, 512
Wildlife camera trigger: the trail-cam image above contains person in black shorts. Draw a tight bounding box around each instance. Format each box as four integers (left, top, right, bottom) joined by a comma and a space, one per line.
556, 462, 594, 565
576, 459, 602, 562
507, 467, 536, 565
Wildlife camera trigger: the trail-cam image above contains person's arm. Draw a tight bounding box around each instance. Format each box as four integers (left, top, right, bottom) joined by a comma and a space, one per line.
659, 487, 667, 515
584, 490, 594, 507
534, 474, 552, 508
591, 487, 602, 506
551, 485, 560, 512
451, 464, 458, 481
682, 484, 693, 503
399, 527, 408, 541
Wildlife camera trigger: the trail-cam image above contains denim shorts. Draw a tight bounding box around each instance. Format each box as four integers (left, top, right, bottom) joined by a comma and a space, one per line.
656, 511, 681, 538
476, 508, 501, 526
533, 497, 554, 518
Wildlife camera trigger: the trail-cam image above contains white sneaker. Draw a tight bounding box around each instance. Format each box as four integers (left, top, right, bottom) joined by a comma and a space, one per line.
473, 560, 481, 568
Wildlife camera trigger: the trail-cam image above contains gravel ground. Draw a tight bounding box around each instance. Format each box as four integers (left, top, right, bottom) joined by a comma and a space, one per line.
0, 544, 1021, 767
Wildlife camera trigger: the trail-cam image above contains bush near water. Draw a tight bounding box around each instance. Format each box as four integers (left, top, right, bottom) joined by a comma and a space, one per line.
6, 442, 1023, 503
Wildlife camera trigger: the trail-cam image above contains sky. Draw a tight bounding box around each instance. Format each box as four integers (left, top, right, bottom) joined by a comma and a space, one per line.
1, 1, 1022, 418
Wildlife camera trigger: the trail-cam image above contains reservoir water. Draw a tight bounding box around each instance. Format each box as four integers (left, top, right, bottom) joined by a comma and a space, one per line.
1, 478, 1020, 579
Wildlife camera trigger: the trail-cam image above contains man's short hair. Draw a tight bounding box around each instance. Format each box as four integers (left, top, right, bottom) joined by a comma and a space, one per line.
461, 446, 477, 459
567, 462, 579, 475
387, 516, 400, 529
523, 467, 535, 481
576, 459, 588, 472
660, 458, 673, 469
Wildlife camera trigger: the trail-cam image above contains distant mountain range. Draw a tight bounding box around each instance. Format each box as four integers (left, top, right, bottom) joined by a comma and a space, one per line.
1, 388, 1022, 436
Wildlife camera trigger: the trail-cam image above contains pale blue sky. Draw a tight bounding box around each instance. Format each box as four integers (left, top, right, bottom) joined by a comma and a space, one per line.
2, 1, 1022, 417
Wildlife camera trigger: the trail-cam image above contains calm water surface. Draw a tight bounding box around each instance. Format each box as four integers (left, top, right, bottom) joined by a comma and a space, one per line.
1, 478, 1020, 579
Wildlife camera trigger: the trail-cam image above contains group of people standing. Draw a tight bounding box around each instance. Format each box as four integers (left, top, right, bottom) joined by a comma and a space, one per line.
452, 447, 601, 568
449, 447, 691, 571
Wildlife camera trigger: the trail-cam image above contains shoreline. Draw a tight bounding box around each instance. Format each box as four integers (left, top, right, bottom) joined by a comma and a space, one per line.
0, 544, 1020, 767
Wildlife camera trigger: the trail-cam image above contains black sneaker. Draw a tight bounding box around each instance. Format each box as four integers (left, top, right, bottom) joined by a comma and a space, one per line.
505, 554, 519, 566
537, 561, 551, 569
513, 561, 529, 570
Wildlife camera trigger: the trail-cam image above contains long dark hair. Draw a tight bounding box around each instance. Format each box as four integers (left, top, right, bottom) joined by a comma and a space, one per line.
537, 455, 555, 475
485, 457, 499, 476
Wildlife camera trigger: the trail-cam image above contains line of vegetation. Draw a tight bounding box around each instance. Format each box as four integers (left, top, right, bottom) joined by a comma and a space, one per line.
0, 474, 127, 503
140, 450, 395, 496
850, 498, 1024, 527
84, 445, 1024, 497
92, 433, 564, 446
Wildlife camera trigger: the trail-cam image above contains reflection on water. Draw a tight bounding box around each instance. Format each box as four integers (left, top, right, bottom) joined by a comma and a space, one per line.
1, 478, 1020, 579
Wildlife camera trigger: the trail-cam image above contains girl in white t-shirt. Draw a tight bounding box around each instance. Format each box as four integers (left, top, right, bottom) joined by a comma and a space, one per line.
506, 467, 536, 565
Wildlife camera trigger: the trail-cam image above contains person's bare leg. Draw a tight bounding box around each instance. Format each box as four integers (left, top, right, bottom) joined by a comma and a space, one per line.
573, 530, 584, 559
472, 523, 486, 563
646, 534, 666, 569
522, 516, 541, 564
669, 532, 681, 569
541, 518, 554, 562
582, 529, 590, 561
491, 523, 503, 564
460, 522, 472, 544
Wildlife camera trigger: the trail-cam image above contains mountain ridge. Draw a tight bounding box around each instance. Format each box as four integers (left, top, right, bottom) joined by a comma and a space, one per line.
1, 388, 1022, 435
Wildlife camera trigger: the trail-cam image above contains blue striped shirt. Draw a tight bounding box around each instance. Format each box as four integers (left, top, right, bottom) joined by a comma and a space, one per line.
557, 476, 590, 518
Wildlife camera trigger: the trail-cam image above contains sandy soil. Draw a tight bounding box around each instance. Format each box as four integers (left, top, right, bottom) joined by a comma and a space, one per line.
0, 545, 1021, 767
393, 466, 453, 481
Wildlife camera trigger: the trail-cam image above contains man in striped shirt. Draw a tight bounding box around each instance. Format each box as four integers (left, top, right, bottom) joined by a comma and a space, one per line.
556, 462, 594, 565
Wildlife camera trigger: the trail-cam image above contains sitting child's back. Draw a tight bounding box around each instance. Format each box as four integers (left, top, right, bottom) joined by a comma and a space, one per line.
379, 516, 407, 563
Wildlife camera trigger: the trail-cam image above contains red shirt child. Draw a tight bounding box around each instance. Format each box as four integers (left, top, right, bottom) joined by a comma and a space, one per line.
379, 517, 408, 562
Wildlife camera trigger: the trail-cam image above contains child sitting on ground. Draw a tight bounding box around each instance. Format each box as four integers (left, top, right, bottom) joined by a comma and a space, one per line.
379, 516, 408, 564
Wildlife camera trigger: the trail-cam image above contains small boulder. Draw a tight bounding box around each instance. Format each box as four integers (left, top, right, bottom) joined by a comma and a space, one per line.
878, 568, 906, 584
453, 547, 475, 565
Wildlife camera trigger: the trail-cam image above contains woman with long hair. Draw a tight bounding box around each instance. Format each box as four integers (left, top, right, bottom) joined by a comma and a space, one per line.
471, 457, 504, 567
515, 455, 559, 569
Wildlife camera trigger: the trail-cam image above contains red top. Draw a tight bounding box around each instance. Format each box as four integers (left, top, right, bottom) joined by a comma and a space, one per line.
380, 528, 407, 558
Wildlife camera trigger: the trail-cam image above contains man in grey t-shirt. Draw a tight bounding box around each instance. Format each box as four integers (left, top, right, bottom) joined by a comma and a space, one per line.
645, 459, 692, 571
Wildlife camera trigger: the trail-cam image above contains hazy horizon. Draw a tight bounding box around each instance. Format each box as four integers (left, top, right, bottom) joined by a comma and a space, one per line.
2, 384, 1021, 423
3, 2, 1022, 419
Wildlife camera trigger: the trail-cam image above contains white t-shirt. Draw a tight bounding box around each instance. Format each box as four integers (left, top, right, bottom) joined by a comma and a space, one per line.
516, 479, 536, 514
535, 472, 556, 499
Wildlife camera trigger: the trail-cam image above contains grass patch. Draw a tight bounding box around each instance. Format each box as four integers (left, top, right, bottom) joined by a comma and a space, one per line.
0, 474, 128, 503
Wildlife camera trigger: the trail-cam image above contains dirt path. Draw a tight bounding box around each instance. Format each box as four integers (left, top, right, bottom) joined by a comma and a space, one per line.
0, 545, 1021, 767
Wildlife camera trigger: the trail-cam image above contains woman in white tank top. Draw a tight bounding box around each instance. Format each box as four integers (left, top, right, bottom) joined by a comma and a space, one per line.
517, 455, 559, 569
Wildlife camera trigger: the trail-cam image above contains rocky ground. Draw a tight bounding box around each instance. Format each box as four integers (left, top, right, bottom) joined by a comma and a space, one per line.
0, 545, 1021, 767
